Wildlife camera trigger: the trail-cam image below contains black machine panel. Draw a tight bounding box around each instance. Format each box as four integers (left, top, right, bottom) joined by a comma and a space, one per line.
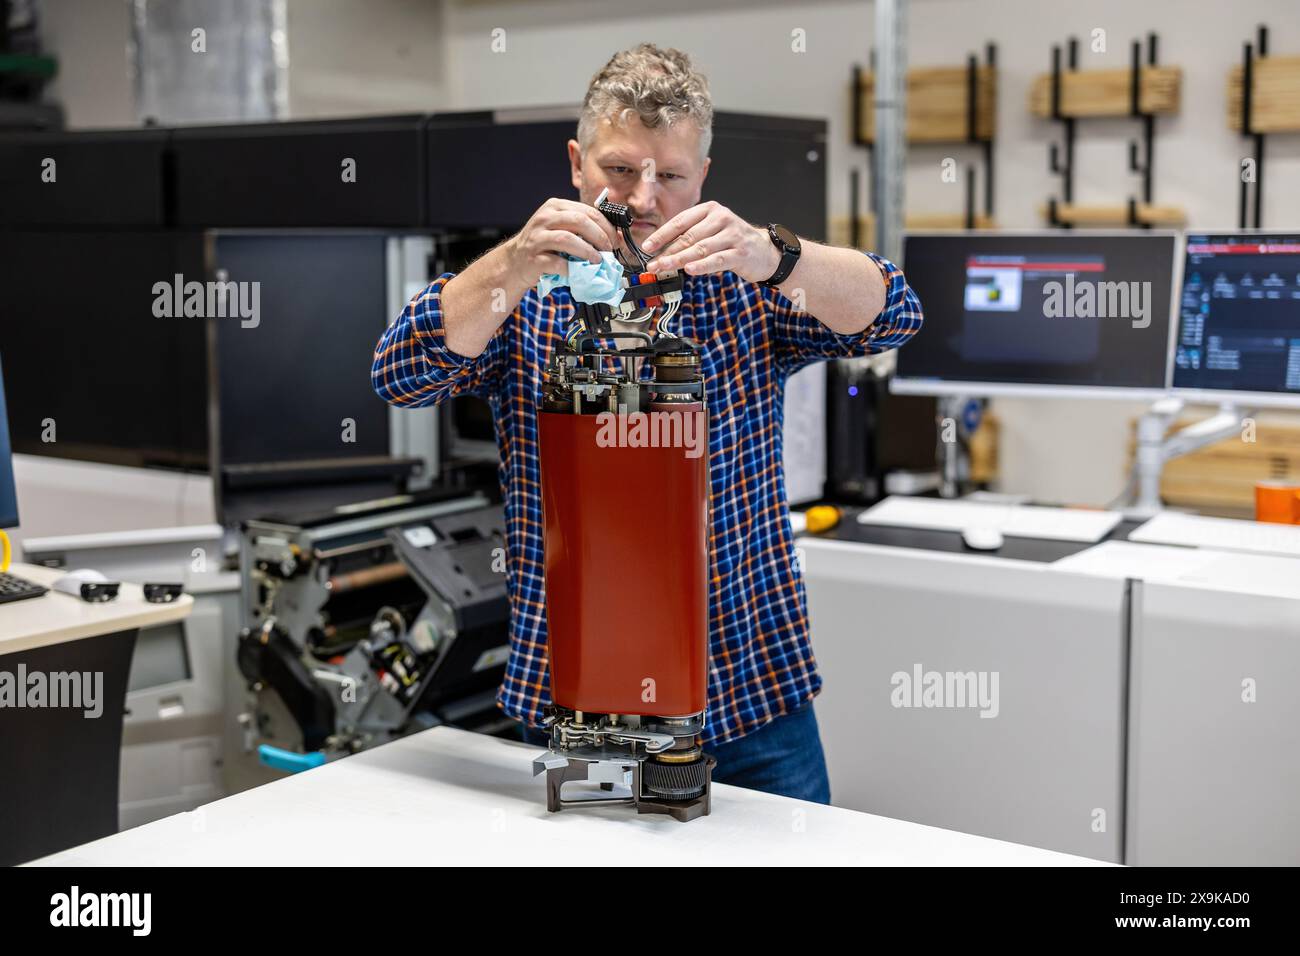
425, 110, 827, 241
425, 113, 578, 230
0, 129, 170, 227
388, 504, 509, 633
0, 109, 828, 478
0, 229, 209, 469
171, 116, 428, 227
706, 111, 826, 242
209, 231, 392, 467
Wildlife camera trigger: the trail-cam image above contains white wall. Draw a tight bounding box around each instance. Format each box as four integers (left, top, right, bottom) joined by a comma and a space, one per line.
40, 0, 135, 127
9, 455, 214, 559
39, 0, 455, 125
27, 0, 1300, 526
284, 0, 451, 118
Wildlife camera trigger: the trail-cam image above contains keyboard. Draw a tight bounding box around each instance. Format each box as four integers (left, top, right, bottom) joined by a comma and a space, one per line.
1130, 511, 1300, 557
856, 496, 1123, 543
0, 570, 49, 605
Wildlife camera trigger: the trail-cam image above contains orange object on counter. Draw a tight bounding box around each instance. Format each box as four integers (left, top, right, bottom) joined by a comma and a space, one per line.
1254, 481, 1300, 524
804, 505, 842, 534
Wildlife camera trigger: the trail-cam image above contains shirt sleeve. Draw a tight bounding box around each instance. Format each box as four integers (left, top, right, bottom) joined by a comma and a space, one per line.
767, 250, 924, 377
371, 272, 507, 407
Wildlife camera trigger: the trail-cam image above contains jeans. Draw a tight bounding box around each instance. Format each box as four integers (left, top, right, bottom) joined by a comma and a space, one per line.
518, 702, 832, 805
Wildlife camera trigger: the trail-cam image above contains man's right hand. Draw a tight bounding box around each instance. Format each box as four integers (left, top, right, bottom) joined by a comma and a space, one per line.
435, 198, 619, 360
506, 198, 621, 283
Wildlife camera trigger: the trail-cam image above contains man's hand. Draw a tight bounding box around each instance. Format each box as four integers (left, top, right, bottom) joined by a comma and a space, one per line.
645, 199, 889, 336
438, 198, 619, 359
506, 197, 621, 283
642, 200, 780, 283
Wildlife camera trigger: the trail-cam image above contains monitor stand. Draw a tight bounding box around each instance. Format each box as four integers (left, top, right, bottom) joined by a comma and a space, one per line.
1125, 398, 1253, 519
937, 395, 983, 499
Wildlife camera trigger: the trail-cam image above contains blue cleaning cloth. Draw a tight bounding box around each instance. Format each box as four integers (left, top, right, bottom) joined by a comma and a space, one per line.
537, 251, 626, 306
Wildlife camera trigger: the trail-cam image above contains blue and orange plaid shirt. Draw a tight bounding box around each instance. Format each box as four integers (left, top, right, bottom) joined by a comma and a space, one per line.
372, 251, 922, 745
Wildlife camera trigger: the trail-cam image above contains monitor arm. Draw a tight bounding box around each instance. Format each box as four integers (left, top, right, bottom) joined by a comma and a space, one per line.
1125, 398, 1254, 518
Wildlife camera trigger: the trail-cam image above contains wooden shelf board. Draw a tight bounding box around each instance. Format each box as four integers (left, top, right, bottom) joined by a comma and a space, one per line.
829, 213, 995, 250
857, 65, 995, 144
1228, 55, 1300, 133
904, 213, 996, 230
1029, 66, 1181, 118
1041, 202, 1185, 227
829, 214, 876, 250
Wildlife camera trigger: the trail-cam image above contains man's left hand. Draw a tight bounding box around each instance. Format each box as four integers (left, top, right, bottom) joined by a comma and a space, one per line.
642, 201, 781, 284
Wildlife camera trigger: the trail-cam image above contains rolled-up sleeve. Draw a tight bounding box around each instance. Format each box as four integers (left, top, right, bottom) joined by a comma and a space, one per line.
767, 250, 924, 376
371, 272, 506, 408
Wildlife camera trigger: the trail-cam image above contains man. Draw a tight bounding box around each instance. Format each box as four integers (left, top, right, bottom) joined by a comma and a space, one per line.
372, 43, 922, 804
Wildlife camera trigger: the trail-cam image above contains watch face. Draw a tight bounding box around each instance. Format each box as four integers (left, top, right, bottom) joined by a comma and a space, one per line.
772, 223, 800, 253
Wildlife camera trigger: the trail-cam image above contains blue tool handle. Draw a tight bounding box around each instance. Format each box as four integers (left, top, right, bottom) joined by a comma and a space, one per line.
257, 744, 326, 773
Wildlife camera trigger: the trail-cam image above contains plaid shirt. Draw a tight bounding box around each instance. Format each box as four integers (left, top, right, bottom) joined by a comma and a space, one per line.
372, 251, 922, 745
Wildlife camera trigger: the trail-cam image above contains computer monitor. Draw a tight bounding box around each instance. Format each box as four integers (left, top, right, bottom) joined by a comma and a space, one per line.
1171, 232, 1300, 408
892, 231, 1179, 399
1, 353, 19, 529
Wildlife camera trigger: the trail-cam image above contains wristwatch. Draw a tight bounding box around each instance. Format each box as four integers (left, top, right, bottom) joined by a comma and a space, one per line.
762, 223, 802, 287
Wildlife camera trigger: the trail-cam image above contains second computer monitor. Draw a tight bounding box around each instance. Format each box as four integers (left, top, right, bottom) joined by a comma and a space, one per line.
0, 354, 18, 530
893, 232, 1178, 398
1172, 232, 1300, 408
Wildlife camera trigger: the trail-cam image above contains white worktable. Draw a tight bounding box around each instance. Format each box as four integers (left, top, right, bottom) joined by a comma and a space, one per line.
30, 726, 1110, 866
0, 562, 193, 654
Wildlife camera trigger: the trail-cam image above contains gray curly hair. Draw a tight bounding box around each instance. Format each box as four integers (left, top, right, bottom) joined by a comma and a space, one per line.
577, 43, 713, 161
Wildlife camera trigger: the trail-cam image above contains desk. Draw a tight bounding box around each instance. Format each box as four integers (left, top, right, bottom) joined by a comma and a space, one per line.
824, 505, 1144, 563
28, 726, 1109, 866
801, 535, 1129, 863
0, 562, 192, 865
801, 506, 1300, 866
1053, 542, 1300, 864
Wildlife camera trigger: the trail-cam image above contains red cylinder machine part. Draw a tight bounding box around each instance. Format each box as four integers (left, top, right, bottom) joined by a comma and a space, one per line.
531, 331, 716, 822
540, 412, 708, 716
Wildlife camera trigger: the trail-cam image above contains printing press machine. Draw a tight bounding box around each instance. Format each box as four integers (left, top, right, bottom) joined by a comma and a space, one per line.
235, 490, 513, 772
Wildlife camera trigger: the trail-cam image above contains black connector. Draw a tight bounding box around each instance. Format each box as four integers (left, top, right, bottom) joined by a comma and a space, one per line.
143, 582, 184, 603
598, 200, 633, 228
79, 582, 120, 603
